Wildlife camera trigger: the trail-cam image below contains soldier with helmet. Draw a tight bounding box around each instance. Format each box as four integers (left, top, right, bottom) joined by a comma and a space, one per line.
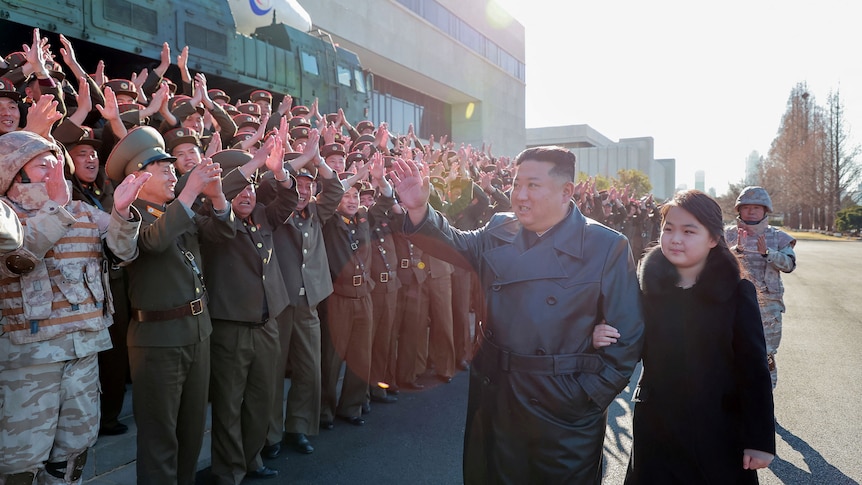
0, 130, 147, 485
725, 186, 797, 388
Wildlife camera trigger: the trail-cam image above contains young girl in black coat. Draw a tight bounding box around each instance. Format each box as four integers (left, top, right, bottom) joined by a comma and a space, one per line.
594, 190, 775, 484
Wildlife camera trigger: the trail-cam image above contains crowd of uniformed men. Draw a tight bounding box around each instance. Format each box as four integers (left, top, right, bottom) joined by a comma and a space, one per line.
0, 30, 662, 485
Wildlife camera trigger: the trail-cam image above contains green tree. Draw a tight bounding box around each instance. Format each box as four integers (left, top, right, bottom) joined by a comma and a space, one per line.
611, 169, 652, 198
835, 205, 862, 233
577, 172, 611, 191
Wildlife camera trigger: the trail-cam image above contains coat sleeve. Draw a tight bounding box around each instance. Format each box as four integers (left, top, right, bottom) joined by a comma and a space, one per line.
733, 279, 776, 454
403, 204, 483, 272
576, 234, 645, 409
101, 205, 142, 262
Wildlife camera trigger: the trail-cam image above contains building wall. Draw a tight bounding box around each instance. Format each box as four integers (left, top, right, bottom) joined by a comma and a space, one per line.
298, 0, 526, 157
527, 125, 676, 200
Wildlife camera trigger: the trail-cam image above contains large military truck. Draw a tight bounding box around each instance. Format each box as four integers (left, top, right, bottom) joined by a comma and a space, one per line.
0, 0, 371, 120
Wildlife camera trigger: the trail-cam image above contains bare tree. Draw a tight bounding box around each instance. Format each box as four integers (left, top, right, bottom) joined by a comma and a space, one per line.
823, 89, 861, 231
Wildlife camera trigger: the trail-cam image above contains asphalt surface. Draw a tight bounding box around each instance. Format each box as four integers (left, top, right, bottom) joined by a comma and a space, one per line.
193, 239, 861, 485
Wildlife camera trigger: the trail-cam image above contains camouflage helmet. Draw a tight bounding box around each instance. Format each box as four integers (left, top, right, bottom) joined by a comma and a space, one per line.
0, 131, 62, 194
735, 186, 773, 213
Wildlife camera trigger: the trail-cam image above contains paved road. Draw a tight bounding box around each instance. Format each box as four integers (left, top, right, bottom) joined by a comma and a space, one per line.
196, 239, 861, 484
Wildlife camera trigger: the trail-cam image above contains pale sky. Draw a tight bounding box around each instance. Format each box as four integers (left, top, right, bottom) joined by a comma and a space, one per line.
491, 0, 862, 196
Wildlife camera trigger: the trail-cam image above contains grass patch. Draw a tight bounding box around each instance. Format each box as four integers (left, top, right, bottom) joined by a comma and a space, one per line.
783, 230, 858, 241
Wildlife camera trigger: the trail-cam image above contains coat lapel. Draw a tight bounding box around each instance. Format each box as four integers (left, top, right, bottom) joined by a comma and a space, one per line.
483, 205, 587, 285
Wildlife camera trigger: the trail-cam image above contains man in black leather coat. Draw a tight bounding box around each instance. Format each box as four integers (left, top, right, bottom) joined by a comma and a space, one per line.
391, 146, 644, 484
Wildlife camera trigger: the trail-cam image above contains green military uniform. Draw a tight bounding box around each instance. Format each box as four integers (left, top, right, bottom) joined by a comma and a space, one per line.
201, 151, 296, 484
107, 126, 236, 485
256, 171, 343, 448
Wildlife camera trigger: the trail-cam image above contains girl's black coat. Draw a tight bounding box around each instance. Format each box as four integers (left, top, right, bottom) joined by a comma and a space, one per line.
625, 246, 775, 484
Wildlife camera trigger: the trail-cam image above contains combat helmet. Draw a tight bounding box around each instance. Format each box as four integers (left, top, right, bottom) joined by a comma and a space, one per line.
735, 186, 773, 213
0, 131, 63, 195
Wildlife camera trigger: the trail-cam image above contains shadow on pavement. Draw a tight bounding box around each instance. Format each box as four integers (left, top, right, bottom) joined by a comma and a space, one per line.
771, 421, 859, 485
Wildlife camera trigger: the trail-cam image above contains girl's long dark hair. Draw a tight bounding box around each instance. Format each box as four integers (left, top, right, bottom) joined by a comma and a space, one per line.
660, 189, 744, 280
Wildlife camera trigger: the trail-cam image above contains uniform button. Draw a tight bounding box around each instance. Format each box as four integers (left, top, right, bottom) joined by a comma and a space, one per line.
482, 377, 491, 386
536, 348, 547, 355
529, 398, 539, 406
380, 238, 385, 243
491, 284, 501, 291
196, 287, 201, 294
256, 243, 263, 248
303, 249, 308, 254
302, 263, 306, 268
546, 296, 557, 305
304, 232, 309, 238
351, 229, 355, 234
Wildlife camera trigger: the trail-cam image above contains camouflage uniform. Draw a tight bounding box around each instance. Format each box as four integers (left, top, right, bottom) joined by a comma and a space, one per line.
725, 186, 796, 388
0, 132, 140, 484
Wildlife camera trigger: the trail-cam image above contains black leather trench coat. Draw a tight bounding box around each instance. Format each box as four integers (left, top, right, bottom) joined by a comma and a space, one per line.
409, 203, 644, 485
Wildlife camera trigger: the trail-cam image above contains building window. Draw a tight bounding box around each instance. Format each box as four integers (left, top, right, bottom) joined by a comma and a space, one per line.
300, 51, 319, 76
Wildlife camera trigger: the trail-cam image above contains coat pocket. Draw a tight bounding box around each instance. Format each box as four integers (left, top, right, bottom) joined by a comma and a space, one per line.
54, 264, 91, 305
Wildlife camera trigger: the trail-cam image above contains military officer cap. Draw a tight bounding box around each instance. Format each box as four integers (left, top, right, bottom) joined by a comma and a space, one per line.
355, 120, 375, 133
337, 172, 367, 192
358, 180, 375, 198
208, 88, 230, 103
232, 114, 260, 130
321, 143, 345, 160
69, 126, 102, 150
289, 116, 311, 129
103, 79, 138, 101
290, 126, 309, 142
290, 105, 310, 116
284, 151, 317, 179
355, 134, 376, 145
211, 149, 252, 176
105, 126, 176, 181
4, 52, 27, 70
352, 141, 377, 157
249, 90, 272, 104
236, 102, 261, 116
0, 78, 19, 101
0, 131, 63, 194
228, 133, 261, 150
223, 103, 240, 116
171, 100, 205, 121
345, 151, 366, 171
117, 103, 146, 127
170, 95, 191, 111
430, 175, 448, 191
164, 78, 178, 95
164, 127, 201, 153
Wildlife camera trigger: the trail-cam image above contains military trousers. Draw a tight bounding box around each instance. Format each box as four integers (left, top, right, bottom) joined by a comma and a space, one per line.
369, 289, 398, 397
128, 339, 210, 485
393, 280, 429, 386
209, 318, 279, 485
0, 353, 100, 483
266, 301, 322, 445
426, 274, 456, 379
320, 293, 373, 420
451, 265, 473, 365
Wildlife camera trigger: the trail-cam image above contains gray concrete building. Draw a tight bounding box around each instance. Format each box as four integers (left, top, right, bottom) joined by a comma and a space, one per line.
526, 125, 676, 200
299, 0, 526, 157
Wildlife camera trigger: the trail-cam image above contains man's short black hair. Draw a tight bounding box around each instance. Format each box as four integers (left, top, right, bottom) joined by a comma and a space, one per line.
514, 146, 576, 182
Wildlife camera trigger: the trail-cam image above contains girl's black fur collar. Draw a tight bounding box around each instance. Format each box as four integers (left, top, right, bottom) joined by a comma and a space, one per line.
638, 245, 741, 302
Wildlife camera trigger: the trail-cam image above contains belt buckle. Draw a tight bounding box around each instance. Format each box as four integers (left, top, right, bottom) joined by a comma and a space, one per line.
380, 272, 389, 283
190, 298, 204, 315
352, 275, 363, 286
400, 258, 409, 269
